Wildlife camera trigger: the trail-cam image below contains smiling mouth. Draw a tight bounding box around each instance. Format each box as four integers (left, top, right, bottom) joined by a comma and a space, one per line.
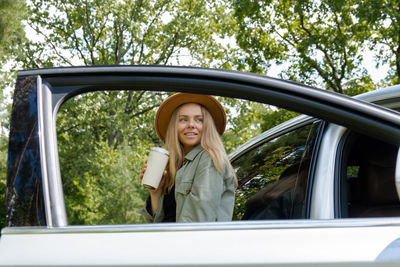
184, 132, 197, 136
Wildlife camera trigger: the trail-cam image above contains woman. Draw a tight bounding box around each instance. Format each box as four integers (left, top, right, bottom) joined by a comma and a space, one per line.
138, 93, 236, 223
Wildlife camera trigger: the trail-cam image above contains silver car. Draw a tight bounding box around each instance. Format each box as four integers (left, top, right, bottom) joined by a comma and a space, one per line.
1, 66, 400, 266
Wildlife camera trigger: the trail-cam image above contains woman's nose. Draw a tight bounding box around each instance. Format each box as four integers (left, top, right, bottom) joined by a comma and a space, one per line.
188, 118, 195, 127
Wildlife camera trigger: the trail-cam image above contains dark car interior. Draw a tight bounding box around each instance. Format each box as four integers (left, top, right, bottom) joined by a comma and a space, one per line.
343, 133, 400, 218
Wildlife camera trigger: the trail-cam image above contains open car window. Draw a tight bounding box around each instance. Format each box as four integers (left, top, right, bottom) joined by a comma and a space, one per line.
56, 90, 278, 225
338, 131, 400, 218
57, 91, 165, 224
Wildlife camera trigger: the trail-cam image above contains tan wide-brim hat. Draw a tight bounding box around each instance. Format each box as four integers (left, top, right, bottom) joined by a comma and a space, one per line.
155, 93, 227, 142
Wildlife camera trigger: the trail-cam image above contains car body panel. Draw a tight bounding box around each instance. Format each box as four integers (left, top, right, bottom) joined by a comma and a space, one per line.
1, 220, 400, 265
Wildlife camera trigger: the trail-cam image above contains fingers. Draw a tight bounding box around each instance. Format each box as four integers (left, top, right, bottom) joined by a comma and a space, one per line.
141, 160, 167, 197
139, 166, 146, 180
139, 160, 148, 181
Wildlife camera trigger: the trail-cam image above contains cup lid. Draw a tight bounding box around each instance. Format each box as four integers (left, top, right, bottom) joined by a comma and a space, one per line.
150, 147, 169, 156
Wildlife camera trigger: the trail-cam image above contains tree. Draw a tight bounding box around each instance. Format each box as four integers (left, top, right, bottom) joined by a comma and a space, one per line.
0, 0, 26, 62
0, 135, 7, 228
0, 0, 27, 136
22, 0, 241, 225
24, 0, 234, 68
57, 90, 165, 224
221, 97, 270, 153
0, 0, 27, 231
232, 0, 375, 95
356, 0, 400, 85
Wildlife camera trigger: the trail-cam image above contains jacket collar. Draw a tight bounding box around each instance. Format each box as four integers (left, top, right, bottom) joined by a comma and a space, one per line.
184, 144, 203, 161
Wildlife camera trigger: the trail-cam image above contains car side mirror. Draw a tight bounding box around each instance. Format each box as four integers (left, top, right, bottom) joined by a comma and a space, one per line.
396, 147, 400, 200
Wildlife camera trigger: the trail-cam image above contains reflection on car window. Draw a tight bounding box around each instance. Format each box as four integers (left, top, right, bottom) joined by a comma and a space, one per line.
232, 122, 320, 220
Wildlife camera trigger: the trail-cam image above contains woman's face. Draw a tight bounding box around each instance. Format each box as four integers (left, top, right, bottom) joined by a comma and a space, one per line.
177, 103, 204, 153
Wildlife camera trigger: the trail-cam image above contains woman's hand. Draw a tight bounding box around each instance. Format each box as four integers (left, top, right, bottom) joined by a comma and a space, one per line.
139, 160, 147, 181
140, 160, 167, 215
139, 160, 166, 196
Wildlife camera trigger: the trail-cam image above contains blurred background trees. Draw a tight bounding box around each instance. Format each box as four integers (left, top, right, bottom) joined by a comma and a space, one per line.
0, 0, 27, 62
232, 0, 376, 95
0, 0, 28, 230
356, 0, 400, 85
1, 0, 400, 227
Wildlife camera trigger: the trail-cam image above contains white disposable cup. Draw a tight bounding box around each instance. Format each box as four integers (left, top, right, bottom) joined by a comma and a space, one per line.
141, 147, 169, 190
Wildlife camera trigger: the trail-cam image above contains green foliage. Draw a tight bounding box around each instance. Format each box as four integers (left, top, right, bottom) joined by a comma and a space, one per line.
24, 0, 234, 68
221, 97, 269, 153
232, 0, 377, 94
0, 0, 27, 62
65, 142, 147, 225
56, 89, 270, 225
2, 0, 400, 228
18, 0, 240, 226
0, 67, 16, 232
0, 135, 7, 229
260, 108, 299, 132
0, 0, 26, 232
356, 0, 400, 85
57, 90, 166, 224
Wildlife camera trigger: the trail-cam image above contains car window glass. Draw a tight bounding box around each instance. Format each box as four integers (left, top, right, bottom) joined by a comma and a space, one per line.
231, 122, 320, 220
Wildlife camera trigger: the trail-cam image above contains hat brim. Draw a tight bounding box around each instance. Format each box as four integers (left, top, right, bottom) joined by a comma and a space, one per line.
155, 93, 227, 142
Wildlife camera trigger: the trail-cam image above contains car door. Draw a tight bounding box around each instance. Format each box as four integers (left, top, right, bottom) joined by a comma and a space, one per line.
1, 66, 400, 266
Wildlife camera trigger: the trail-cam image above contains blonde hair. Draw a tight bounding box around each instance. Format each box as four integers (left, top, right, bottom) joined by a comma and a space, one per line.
163, 103, 237, 191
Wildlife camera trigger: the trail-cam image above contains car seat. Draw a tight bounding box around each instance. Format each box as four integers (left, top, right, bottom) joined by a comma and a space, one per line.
349, 139, 400, 218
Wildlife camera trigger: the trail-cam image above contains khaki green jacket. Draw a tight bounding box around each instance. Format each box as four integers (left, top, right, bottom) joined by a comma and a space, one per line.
139, 144, 235, 223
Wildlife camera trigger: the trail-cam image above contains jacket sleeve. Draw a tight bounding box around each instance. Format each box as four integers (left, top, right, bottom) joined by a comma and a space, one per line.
137, 194, 165, 223
176, 154, 225, 222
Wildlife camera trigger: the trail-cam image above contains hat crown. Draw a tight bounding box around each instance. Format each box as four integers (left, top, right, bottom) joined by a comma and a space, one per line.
155, 93, 226, 142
